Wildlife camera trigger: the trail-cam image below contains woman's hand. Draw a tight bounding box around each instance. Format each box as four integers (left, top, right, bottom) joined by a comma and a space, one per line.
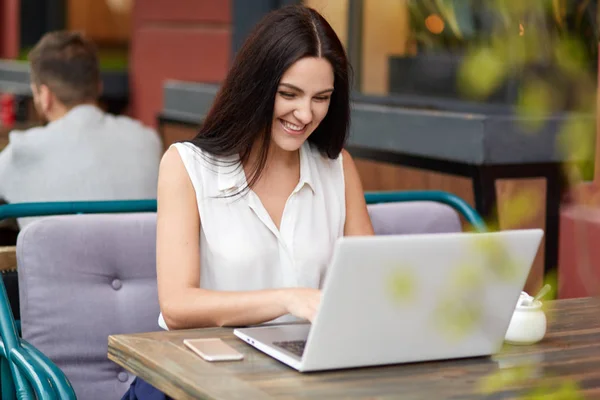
283, 288, 322, 322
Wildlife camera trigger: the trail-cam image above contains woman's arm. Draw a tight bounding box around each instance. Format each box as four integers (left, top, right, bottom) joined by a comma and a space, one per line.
156, 147, 319, 330
342, 149, 375, 236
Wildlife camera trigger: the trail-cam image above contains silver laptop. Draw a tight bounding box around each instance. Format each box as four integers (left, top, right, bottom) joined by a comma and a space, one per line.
234, 229, 543, 372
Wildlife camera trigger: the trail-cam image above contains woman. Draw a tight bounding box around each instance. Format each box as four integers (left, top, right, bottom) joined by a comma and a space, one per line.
122, 4, 373, 399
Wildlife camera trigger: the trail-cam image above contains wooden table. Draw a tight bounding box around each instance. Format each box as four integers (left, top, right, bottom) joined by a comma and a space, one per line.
108, 298, 600, 399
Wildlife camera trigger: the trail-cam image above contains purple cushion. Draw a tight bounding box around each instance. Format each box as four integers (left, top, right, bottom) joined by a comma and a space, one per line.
367, 201, 462, 235
17, 213, 160, 400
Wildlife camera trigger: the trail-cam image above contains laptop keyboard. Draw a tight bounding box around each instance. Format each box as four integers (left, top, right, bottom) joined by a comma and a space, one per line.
273, 340, 306, 357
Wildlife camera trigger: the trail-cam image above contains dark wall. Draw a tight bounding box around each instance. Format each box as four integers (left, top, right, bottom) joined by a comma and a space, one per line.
20, 0, 65, 49
231, 0, 300, 57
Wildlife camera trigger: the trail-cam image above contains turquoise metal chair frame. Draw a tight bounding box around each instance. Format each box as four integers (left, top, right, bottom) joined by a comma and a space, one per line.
0, 199, 157, 220
0, 276, 73, 399
0, 191, 484, 398
364, 190, 487, 232
0, 192, 484, 230
0, 199, 155, 399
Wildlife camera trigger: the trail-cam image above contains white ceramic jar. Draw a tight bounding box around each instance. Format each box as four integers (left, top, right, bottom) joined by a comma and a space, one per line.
504, 300, 547, 345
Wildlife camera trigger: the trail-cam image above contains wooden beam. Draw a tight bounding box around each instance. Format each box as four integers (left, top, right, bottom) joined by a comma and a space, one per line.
0, 246, 16, 272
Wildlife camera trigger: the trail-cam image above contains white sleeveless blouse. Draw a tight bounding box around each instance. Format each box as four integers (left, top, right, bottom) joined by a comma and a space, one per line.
158, 141, 346, 329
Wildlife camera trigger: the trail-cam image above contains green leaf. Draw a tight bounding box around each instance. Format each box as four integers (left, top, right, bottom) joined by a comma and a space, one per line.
516, 80, 555, 132
386, 267, 417, 304
458, 47, 507, 100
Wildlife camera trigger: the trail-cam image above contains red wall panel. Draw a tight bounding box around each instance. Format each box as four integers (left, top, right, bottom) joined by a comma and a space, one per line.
130, 26, 229, 126
0, 0, 20, 59
129, 0, 231, 127
134, 0, 231, 25
559, 206, 600, 299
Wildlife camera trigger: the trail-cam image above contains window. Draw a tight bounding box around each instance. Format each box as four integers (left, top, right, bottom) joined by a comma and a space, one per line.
305, 0, 598, 112
19, 0, 131, 71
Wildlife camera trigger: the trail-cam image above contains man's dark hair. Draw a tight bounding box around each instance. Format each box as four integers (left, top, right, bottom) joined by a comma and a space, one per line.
28, 31, 101, 107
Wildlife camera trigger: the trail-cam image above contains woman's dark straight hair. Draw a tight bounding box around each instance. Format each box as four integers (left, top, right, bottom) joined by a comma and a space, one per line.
188, 4, 351, 192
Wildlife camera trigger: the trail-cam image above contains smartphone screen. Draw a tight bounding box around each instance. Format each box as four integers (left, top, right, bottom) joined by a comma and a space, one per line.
183, 338, 244, 362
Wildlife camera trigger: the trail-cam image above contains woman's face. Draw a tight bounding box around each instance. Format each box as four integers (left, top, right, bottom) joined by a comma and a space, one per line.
271, 57, 334, 153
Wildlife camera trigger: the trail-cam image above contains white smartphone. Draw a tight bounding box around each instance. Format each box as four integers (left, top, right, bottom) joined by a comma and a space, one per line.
183, 338, 244, 362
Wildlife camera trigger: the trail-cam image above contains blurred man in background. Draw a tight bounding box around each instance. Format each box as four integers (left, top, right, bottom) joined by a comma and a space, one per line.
0, 30, 162, 228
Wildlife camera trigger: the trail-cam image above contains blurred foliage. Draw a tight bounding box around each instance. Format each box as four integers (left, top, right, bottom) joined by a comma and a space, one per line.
478, 363, 538, 395
434, 293, 483, 341
434, 263, 485, 340
480, 363, 584, 399
387, 266, 417, 303
407, 0, 597, 397
497, 187, 545, 228
524, 381, 585, 400
540, 270, 559, 321
473, 235, 520, 281
453, 0, 597, 213
458, 46, 507, 99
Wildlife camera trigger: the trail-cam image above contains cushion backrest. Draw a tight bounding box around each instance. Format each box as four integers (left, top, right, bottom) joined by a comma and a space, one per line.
17, 213, 160, 400
367, 201, 462, 235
